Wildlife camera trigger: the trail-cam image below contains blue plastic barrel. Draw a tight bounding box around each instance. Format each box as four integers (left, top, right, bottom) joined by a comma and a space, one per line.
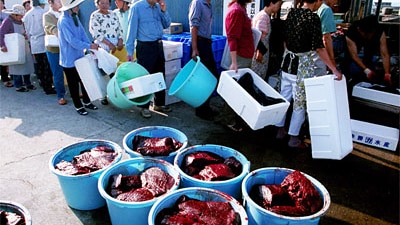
173, 144, 250, 201
148, 187, 248, 225
0, 200, 32, 225
123, 126, 188, 164
168, 56, 217, 108
241, 167, 331, 225
98, 158, 180, 225
49, 140, 123, 210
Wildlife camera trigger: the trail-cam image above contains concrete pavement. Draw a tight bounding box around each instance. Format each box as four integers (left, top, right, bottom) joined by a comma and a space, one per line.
0, 75, 399, 225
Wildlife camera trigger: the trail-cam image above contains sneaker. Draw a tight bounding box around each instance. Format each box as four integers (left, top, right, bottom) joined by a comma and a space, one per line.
27, 85, 36, 90
141, 108, 152, 118
76, 107, 88, 115
16, 87, 29, 92
153, 105, 172, 113
84, 103, 98, 110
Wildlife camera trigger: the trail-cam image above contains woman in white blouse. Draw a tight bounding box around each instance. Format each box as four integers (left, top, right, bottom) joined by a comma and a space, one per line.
89, 0, 123, 53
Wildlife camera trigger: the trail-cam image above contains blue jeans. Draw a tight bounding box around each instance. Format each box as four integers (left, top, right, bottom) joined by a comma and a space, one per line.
46, 51, 66, 99
13, 75, 32, 88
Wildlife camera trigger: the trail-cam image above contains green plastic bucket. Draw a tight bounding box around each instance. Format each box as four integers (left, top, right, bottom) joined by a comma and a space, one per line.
107, 62, 153, 108
168, 56, 217, 108
148, 187, 248, 225
98, 158, 180, 225
123, 126, 188, 164
49, 139, 123, 210
174, 144, 250, 201
241, 167, 331, 225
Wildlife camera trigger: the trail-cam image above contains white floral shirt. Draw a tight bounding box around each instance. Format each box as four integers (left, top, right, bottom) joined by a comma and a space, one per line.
89, 10, 123, 47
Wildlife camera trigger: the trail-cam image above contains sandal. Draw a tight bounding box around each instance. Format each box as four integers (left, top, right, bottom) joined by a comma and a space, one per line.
4, 81, 13, 87
16, 87, 29, 92
227, 124, 243, 132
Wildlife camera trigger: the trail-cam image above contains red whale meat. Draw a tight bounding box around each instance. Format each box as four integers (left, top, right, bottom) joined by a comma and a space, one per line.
0, 210, 24, 225
132, 135, 183, 156
155, 195, 241, 225
55, 145, 117, 175
107, 166, 175, 202
181, 151, 242, 181
250, 170, 323, 217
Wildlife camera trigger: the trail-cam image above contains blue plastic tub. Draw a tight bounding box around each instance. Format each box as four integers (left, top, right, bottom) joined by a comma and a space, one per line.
98, 158, 180, 225
123, 126, 188, 164
107, 62, 153, 109
241, 167, 331, 225
0, 200, 32, 225
168, 56, 217, 108
148, 187, 248, 225
174, 144, 250, 201
49, 140, 123, 210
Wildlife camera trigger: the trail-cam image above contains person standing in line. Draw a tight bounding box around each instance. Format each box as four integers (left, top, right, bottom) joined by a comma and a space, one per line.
89, 0, 123, 54
0, 4, 35, 92
0, 0, 12, 88
126, 0, 172, 118
113, 0, 130, 43
188, 0, 219, 121
251, 0, 283, 79
313, 0, 337, 76
58, 0, 99, 115
275, 0, 342, 148
22, 0, 31, 12
223, 0, 254, 132
89, 0, 123, 105
24, 0, 57, 95
43, 0, 67, 105
225, 0, 254, 73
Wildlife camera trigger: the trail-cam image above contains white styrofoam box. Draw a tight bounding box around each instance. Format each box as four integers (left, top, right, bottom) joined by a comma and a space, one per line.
165, 88, 181, 105
217, 68, 290, 130
75, 54, 109, 101
119, 72, 166, 99
163, 23, 183, 34
163, 41, 183, 61
0, 33, 25, 65
165, 58, 181, 74
352, 82, 400, 107
305, 75, 353, 160
351, 119, 399, 151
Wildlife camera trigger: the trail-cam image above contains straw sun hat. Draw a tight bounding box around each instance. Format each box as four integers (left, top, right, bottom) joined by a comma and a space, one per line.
3, 4, 26, 15
59, 0, 85, 11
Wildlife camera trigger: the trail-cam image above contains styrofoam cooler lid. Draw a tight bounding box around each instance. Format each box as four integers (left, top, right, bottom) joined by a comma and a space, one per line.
119, 72, 166, 99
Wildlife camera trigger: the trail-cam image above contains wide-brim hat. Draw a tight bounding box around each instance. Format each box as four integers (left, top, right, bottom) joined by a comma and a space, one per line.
3, 4, 25, 15
60, 0, 85, 11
